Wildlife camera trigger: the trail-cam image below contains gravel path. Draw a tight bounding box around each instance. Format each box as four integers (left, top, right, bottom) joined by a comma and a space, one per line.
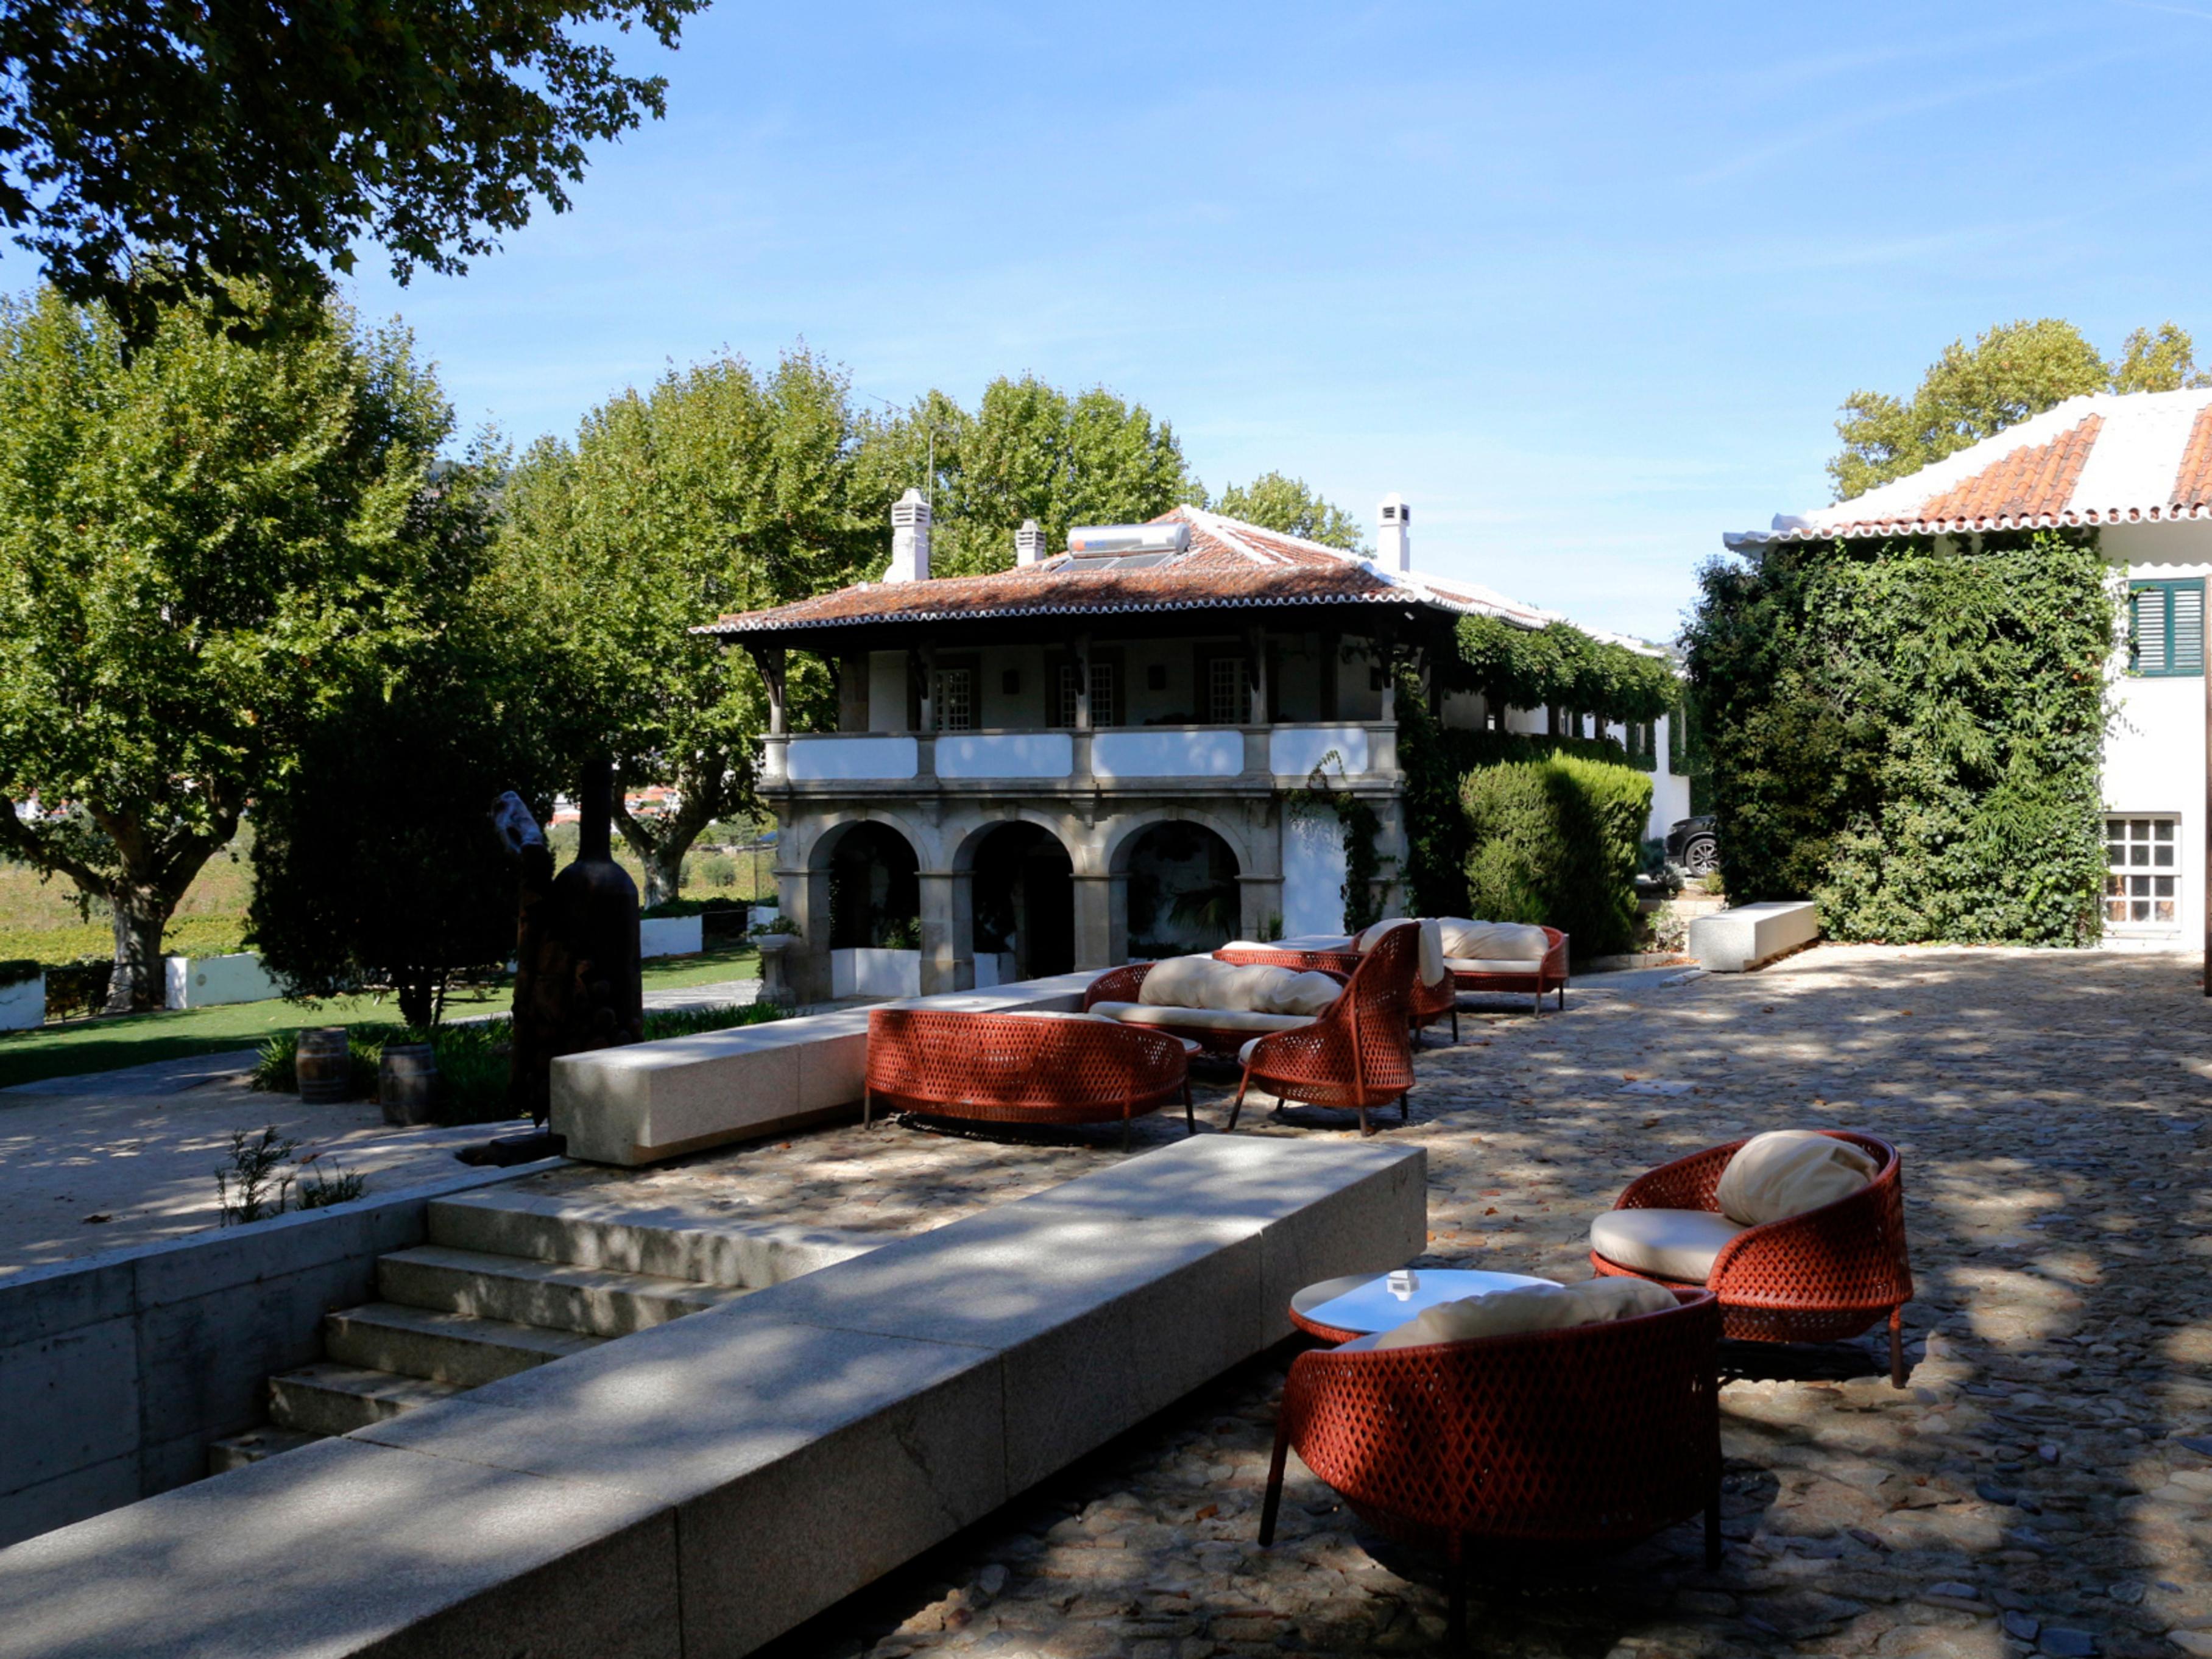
539, 943, 2212, 1659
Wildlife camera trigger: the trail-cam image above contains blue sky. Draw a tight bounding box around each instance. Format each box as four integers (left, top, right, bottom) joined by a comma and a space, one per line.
48, 2, 2212, 641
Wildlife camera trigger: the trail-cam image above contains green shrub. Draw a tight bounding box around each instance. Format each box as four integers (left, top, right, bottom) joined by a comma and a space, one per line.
1459, 754, 1653, 959
42, 958, 113, 1021
693, 852, 738, 889
1684, 529, 2111, 943
0, 958, 38, 988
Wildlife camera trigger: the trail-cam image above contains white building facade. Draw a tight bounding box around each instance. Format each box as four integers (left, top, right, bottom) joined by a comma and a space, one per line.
1728, 387, 2212, 948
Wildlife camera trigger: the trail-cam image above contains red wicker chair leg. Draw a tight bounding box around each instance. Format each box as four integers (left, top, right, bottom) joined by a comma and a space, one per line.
1182, 1078, 1195, 1136
1705, 1488, 1722, 1570
863, 1086, 874, 1130
1889, 1305, 1906, 1389
1399, 1093, 1409, 1122
1259, 1418, 1292, 1547
1356, 1102, 1370, 1136
1451, 1005, 1458, 1043
1122, 1105, 1133, 1154
1229, 1069, 1253, 1132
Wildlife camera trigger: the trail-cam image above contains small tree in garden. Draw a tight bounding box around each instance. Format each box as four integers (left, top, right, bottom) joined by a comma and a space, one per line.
1460, 755, 1653, 959
0, 283, 473, 1012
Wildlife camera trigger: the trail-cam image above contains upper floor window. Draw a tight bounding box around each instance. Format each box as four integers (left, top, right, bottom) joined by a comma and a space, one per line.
931, 667, 973, 732
1056, 661, 1118, 728
2129, 579, 2204, 676
1204, 655, 1245, 725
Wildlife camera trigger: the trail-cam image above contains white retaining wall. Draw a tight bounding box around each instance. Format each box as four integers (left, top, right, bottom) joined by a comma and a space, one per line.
0, 974, 41, 1031
161, 953, 281, 1011
638, 916, 704, 959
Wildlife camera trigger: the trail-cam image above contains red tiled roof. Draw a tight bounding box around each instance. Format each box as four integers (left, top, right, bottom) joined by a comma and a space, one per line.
1906, 415, 2101, 526
1726, 389, 2212, 547
2173, 404, 2212, 513
697, 506, 1546, 636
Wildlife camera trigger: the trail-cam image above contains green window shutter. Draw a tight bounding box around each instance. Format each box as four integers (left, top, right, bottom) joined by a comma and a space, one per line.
2129, 579, 2204, 676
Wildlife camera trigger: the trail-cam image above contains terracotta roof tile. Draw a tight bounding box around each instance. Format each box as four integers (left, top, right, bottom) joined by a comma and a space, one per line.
696, 505, 1539, 636
2173, 404, 2212, 512
1903, 415, 2101, 526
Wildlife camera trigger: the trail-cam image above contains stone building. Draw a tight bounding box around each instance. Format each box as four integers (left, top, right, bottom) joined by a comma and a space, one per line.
703, 493, 1689, 1000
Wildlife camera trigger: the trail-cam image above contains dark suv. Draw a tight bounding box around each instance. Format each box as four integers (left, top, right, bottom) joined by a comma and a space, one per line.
1665, 815, 1718, 877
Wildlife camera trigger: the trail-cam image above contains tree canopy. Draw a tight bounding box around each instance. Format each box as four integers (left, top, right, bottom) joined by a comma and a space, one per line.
1210, 471, 1365, 551
1829, 318, 2211, 499
0, 281, 476, 1009
499, 346, 885, 906
857, 376, 1203, 577
0, 0, 698, 339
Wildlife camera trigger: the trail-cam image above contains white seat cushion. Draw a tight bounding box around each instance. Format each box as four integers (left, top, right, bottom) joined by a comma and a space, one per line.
1588, 1208, 1748, 1282
1444, 957, 1546, 974
1438, 919, 1552, 959
1373, 1277, 1679, 1350
1091, 1002, 1316, 1034
1716, 1130, 1878, 1225
1139, 956, 1312, 1015
1263, 970, 1342, 1016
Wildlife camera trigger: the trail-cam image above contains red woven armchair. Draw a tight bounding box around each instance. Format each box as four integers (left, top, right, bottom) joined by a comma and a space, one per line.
1590, 1131, 1915, 1387
864, 1009, 1193, 1149
1260, 1288, 1722, 1640
1451, 925, 1569, 1015
1228, 921, 1418, 1136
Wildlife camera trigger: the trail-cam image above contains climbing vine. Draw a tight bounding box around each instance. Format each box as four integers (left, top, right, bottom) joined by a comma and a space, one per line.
1447, 615, 1677, 726
1683, 528, 2114, 944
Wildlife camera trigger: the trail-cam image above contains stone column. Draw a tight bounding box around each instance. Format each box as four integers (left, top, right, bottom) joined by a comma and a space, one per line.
779, 847, 835, 1004
1073, 872, 1118, 969
917, 869, 969, 995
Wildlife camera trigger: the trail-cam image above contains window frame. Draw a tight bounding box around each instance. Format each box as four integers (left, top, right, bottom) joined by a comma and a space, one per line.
2127, 578, 2205, 677
2103, 812, 2183, 931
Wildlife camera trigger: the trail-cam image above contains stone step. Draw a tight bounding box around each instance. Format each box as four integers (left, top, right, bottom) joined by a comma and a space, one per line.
428, 1187, 874, 1288
376, 1244, 755, 1339
268, 1362, 470, 1437
205, 1425, 323, 1476
322, 1301, 604, 1387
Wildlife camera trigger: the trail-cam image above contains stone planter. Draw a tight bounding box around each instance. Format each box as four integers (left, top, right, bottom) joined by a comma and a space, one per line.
755, 933, 794, 1006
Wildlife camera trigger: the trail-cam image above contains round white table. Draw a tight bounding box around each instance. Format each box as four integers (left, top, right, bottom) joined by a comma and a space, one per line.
1290, 1267, 1559, 1340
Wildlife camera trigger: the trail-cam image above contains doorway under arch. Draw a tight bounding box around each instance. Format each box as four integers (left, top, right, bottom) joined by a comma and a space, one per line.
1124, 820, 1240, 958
969, 822, 1075, 981
824, 822, 920, 949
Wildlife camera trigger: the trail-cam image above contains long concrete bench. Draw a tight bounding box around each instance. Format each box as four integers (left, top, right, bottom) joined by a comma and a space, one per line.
552, 970, 1101, 1166
0, 1135, 1425, 1659
1687, 900, 1820, 973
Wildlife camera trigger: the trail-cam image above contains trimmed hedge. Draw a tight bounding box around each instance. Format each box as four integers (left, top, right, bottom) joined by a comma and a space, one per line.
1684, 529, 2111, 944
1458, 755, 1653, 959
1395, 677, 1644, 919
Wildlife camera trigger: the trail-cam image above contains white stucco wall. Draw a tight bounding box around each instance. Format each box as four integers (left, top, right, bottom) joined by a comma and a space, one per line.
1270, 726, 1369, 779
1281, 806, 1348, 937
867, 651, 907, 732
936, 733, 1074, 780
787, 736, 919, 781
1092, 730, 1245, 778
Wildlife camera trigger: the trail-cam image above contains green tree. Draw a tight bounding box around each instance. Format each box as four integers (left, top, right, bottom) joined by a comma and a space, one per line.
502, 347, 884, 907
2112, 323, 2210, 393
857, 375, 1204, 576
1212, 471, 1366, 551
1829, 319, 2211, 499
247, 460, 559, 1030
0, 283, 472, 1010
0, 0, 699, 340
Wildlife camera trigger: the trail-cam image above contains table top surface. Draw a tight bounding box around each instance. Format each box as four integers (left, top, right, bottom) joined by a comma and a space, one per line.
1292, 1267, 1559, 1334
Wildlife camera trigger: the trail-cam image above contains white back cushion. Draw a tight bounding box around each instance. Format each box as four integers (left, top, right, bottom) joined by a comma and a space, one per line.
1263, 970, 1343, 1016
1438, 918, 1552, 959
1372, 1277, 1677, 1350
1716, 1130, 1878, 1226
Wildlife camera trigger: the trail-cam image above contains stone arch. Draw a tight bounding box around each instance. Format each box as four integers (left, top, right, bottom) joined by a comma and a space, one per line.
816, 820, 920, 950
957, 819, 1076, 981
1119, 819, 1243, 959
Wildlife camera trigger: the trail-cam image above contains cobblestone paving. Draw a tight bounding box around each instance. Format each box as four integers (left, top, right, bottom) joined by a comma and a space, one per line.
554, 945, 2212, 1658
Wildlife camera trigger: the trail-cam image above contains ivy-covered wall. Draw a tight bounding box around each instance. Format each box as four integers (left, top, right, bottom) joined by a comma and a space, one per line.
1683, 529, 2114, 945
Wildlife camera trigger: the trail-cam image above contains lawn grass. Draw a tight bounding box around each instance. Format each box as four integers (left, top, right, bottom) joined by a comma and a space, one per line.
0, 943, 760, 1091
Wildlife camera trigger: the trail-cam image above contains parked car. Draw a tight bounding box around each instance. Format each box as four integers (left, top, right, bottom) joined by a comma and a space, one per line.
1665, 815, 1719, 877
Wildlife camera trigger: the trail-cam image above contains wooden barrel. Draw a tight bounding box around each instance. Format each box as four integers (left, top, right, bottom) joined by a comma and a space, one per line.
296, 1027, 353, 1103
379, 1043, 440, 1127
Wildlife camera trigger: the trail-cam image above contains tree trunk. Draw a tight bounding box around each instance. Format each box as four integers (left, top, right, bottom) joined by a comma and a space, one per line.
640, 842, 686, 910
104, 892, 169, 1015
396, 970, 435, 1032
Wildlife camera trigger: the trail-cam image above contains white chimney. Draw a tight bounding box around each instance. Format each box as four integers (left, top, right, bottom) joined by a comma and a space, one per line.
887, 487, 931, 583
1377, 492, 1411, 572
1015, 518, 1046, 567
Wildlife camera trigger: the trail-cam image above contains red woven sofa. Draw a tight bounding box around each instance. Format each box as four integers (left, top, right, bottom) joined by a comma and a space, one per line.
1217, 921, 1458, 1044
1589, 1130, 1915, 1386
1452, 925, 1569, 1015
1229, 921, 1419, 1136
1259, 1286, 1723, 1638
864, 1008, 1194, 1149
1081, 962, 1345, 1056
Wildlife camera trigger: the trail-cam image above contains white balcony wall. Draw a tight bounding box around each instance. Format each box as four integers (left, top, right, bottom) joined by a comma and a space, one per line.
786, 736, 918, 781
936, 732, 1075, 779
867, 651, 908, 731
1092, 729, 1245, 778
1270, 725, 1369, 778
1282, 807, 1348, 937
